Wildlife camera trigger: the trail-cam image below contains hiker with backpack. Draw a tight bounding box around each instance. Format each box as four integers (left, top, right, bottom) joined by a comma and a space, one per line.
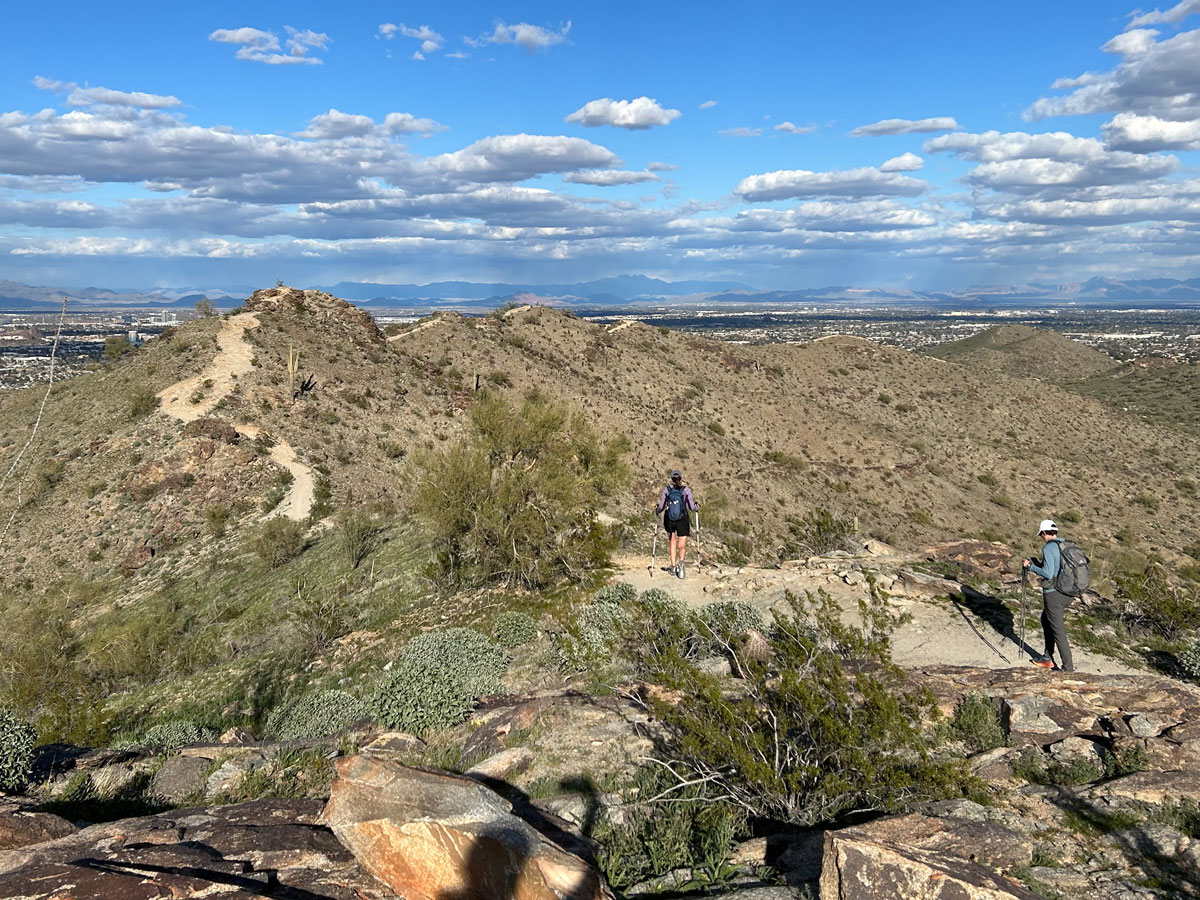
1022, 519, 1090, 673
656, 470, 699, 579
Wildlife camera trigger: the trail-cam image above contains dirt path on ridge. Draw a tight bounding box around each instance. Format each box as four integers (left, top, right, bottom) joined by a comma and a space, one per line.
612, 553, 1138, 676
156, 314, 315, 523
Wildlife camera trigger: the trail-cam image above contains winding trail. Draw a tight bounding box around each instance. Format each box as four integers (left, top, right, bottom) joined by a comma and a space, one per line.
156, 314, 316, 522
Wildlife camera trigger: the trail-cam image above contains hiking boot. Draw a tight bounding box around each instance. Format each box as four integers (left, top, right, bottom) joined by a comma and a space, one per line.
1031, 655, 1055, 668
678, 564, 686, 580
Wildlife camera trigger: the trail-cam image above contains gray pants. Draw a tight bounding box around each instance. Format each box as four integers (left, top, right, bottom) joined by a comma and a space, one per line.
1041, 589, 1074, 672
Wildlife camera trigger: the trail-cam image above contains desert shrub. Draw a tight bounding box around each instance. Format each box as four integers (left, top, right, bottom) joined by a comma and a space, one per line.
1012, 747, 1103, 786
492, 611, 538, 648
1115, 562, 1200, 640
1178, 643, 1200, 680
265, 690, 370, 741
948, 693, 1006, 753
249, 517, 306, 568
371, 628, 508, 735
287, 578, 349, 655
413, 391, 629, 590
486, 371, 512, 387
127, 386, 159, 420
595, 582, 637, 606
380, 440, 406, 459
643, 588, 973, 827
183, 418, 240, 443
706, 421, 725, 436
696, 601, 767, 655
308, 473, 333, 522
782, 508, 855, 557
142, 721, 216, 753
764, 450, 806, 470
104, 336, 134, 361
336, 508, 380, 569
877, 393, 892, 404
596, 764, 746, 891
204, 504, 231, 538
0, 708, 36, 791
27, 458, 66, 501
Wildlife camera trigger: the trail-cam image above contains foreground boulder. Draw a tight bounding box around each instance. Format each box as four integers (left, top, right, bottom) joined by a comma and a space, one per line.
323, 755, 610, 900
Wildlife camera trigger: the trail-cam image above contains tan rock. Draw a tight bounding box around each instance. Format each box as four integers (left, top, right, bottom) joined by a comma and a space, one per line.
1082, 770, 1200, 806
324, 756, 611, 900
466, 747, 536, 782
361, 731, 426, 757
219, 726, 257, 745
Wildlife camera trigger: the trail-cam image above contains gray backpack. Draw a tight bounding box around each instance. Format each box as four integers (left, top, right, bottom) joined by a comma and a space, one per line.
1052, 539, 1091, 597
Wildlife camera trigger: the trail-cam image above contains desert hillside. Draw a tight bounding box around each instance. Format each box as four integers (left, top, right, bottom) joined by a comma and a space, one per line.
926, 323, 1119, 381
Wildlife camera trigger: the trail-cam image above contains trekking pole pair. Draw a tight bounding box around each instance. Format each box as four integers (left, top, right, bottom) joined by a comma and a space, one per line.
649, 520, 659, 577
1017, 568, 1028, 656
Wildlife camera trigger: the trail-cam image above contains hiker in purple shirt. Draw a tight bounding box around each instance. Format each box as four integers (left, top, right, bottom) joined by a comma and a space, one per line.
656, 470, 699, 579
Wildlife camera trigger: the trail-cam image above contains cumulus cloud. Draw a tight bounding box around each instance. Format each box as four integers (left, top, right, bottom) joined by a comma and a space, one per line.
699, 100, 718, 109
851, 116, 959, 136
1025, 24, 1200, 120
562, 169, 659, 186
33, 77, 183, 109
774, 121, 817, 134
565, 97, 681, 130
1102, 111, 1200, 150
468, 21, 571, 52
647, 161, 678, 172
383, 112, 448, 136
724, 200, 937, 233
719, 127, 762, 137
209, 26, 329, 65
734, 167, 928, 201
880, 152, 924, 172
378, 23, 443, 59
294, 109, 447, 140
1127, 0, 1200, 29
429, 134, 618, 182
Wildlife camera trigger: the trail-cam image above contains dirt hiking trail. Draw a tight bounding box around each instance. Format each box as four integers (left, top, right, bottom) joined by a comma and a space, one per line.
156, 314, 315, 523
612, 548, 1137, 676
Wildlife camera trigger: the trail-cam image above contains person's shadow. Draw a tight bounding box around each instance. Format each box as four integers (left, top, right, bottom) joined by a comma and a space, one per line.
950, 579, 1041, 663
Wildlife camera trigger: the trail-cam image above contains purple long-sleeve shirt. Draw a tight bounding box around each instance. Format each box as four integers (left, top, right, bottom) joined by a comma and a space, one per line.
656, 484, 698, 513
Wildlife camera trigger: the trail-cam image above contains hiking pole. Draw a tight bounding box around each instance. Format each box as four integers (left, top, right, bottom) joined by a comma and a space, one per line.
1018, 568, 1028, 657
649, 520, 659, 577
694, 511, 701, 577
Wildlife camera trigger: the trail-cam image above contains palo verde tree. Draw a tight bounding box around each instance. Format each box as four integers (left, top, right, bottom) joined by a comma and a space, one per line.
413, 390, 630, 589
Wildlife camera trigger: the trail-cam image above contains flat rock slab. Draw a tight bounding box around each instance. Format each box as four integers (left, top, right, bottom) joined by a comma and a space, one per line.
323, 755, 611, 900
1079, 770, 1200, 806
0, 807, 74, 851
151, 755, 212, 804
0, 798, 397, 899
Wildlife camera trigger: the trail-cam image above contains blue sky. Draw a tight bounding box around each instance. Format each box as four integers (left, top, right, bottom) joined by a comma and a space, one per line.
2, 0, 1199, 290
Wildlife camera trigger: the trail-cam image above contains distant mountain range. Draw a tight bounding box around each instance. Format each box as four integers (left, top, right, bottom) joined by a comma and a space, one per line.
2, 274, 1200, 311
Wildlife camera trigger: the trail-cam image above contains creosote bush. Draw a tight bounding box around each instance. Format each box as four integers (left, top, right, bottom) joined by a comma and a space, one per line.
492, 611, 538, 648
336, 508, 380, 570
371, 628, 508, 736
0, 708, 36, 792
1115, 562, 1200, 640
781, 508, 855, 558
141, 721, 216, 753
265, 690, 370, 741
413, 390, 629, 590
249, 517, 306, 568
947, 693, 1006, 753
644, 588, 974, 827
127, 386, 159, 421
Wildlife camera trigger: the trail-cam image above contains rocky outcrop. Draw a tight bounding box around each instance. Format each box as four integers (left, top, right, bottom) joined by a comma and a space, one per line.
0, 798, 395, 899
0, 805, 74, 851
921, 540, 1015, 580
323, 755, 610, 900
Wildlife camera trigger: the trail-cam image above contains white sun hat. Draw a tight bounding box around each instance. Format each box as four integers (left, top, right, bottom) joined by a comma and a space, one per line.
1037, 519, 1058, 534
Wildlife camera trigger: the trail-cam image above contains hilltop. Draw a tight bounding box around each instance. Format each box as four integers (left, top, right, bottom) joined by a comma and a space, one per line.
924, 323, 1119, 381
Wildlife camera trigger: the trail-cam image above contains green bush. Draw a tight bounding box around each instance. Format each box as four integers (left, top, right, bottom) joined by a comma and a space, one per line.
371, 629, 508, 735
696, 601, 767, 655
142, 721, 216, 753
1115, 562, 1200, 640
336, 508, 380, 569
249, 517, 306, 568
1012, 747, 1103, 786
204, 504, 231, 538
644, 588, 973, 827
0, 708, 36, 792
492, 611, 538, 648
595, 582, 637, 606
782, 508, 855, 557
128, 386, 159, 420
1178, 644, 1200, 680
948, 693, 1006, 753
265, 690, 371, 741
706, 421, 725, 436
104, 336, 134, 361
413, 391, 629, 589
596, 764, 745, 891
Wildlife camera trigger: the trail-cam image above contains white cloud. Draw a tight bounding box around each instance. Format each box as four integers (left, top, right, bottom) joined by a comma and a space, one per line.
880, 152, 924, 172
383, 112, 447, 136
565, 97, 681, 130
1102, 111, 1200, 150
734, 167, 928, 201
773, 121, 817, 134
724, 200, 937, 233
851, 116, 959, 136
378, 23, 398, 39
33, 78, 183, 109
429, 134, 618, 182
296, 109, 376, 139
378, 23, 443, 58
1025, 25, 1200, 120
647, 161, 678, 172
562, 169, 659, 186
699, 100, 718, 109
719, 127, 762, 137
1127, 0, 1200, 29
469, 21, 571, 53
209, 26, 329, 65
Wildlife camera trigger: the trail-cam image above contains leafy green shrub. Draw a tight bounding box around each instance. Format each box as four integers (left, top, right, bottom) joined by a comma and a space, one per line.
1178, 643, 1200, 680
371, 629, 508, 735
555, 596, 633, 672
336, 508, 380, 569
1012, 747, 1103, 786
104, 336, 134, 361
142, 721, 216, 753
249, 517, 306, 568
596, 764, 746, 891
948, 693, 1006, 753
204, 504, 231, 538
128, 386, 159, 420
595, 582, 637, 606
413, 391, 629, 589
265, 690, 371, 741
764, 450, 806, 471
492, 611, 538, 648
782, 508, 855, 557
288, 578, 349, 655
644, 588, 973, 827
0, 708, 36, 791
1115, 562, 1200, 640
696, 601, 767, 654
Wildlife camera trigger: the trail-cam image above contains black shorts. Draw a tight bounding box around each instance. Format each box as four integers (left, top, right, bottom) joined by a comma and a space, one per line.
664, 514, 691, 537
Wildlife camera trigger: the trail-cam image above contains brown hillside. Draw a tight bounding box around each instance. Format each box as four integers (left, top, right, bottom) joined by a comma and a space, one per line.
0, 289, 1197, 588
926, 324, 1118, 381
